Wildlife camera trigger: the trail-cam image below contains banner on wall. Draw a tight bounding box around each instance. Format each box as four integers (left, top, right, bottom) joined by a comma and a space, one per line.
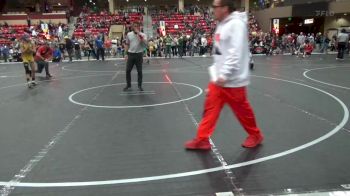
272, 18, 280, 35
41, 23, 48, 32
41, 23, 50, 39
159, 21, 166, 36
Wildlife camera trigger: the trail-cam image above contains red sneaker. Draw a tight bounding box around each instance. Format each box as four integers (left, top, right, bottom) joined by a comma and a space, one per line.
242, 134, 264, 148
185, 138, 211, 150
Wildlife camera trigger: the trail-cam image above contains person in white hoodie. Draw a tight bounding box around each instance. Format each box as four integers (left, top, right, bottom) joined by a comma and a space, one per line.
185, 0, 264, 150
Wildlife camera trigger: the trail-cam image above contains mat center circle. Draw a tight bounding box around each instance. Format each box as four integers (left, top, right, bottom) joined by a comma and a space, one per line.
68, 82, 203, 108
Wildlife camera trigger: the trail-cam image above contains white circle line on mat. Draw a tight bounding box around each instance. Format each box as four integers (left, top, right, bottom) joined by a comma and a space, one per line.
0, 75, 347, 187
68, 82, 203, 108
303, 66, 350, 90
62, 66, 188, 73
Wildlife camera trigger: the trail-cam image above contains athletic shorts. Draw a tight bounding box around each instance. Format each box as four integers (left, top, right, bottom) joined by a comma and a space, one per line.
22, 55, 34, 63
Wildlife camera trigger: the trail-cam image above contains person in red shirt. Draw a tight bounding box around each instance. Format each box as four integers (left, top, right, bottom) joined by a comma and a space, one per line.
104, 37, 112, 57
207, 36, 213, 56
303, 40, 313, 57
35, 41, 53, 78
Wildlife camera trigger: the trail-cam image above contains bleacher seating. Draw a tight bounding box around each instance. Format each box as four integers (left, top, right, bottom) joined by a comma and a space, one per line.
152, 12, 261, 38
73, 13, 143, 38
0, 25, 28, 40
152, 13, 213, 36
0, 23, 67, 44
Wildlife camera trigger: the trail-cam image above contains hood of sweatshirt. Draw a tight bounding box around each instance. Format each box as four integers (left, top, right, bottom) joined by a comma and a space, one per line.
221, 11, 248, 25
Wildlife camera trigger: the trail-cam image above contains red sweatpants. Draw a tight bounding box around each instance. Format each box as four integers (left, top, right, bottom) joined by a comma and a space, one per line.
197, 82, 262, 139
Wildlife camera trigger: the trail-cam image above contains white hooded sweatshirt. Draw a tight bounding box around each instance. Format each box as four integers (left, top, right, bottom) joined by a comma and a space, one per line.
211, 11, 250, 88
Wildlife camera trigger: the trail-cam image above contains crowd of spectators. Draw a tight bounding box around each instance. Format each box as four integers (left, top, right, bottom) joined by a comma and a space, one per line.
249, 31, 349, 57
0, 21, 69, 62
1, 6, 349, 63
73, 6, 143, 39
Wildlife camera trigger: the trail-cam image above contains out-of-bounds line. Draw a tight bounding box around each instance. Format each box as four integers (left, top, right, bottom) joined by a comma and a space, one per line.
303, 66, 350, 90
0, 74, 114, 91
0, 76, 348, 188
0, 75, 22, 78
0, 53, 341, 66
61, 59, 207, 74
163, 72, 243, 195
0, 71, 120, 195
0, 109, 83, 195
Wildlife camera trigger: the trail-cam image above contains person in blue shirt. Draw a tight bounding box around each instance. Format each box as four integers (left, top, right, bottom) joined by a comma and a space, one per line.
1, 44, 9, 63
0, 45, 4, 62
95, 35, 105, 61
52, 45, 62, 62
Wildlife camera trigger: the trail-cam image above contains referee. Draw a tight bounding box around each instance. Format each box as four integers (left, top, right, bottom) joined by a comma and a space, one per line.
124, 23, 147, 92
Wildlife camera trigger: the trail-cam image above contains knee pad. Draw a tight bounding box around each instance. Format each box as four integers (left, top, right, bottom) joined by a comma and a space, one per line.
23, 63, 31, 75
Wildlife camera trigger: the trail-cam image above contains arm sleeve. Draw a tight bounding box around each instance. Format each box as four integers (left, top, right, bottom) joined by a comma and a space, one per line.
140, 33, 148, 48
219, 20, 245, 80
35, 47, 42, 56
125, 34, 130, 45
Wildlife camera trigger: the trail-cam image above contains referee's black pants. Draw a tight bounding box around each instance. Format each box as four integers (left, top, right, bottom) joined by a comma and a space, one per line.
337, 42, 346, 59
96, 48, 105, 61
126, 52, 143, 88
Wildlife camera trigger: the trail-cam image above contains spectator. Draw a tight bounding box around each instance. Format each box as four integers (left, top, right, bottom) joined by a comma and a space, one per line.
315, 32, 322, 51
337, 29, 349, 60
320, 32, 330, 54
1, 44, 10, 62
74, 38, 82, 60
164, 34, 173, 58
200, 35, 207, 56
148, 39, 156, 57
192, 37, 199, 56
84, 39, 94, 60
64, 36, 74, 62
171, 35, 178, 56
178, 35, 184, 58
308, 33, 315, 47
297, 32, 305, 50
52, 45, 62, 62
95, 35, 105, 61
105, 37, 112, 57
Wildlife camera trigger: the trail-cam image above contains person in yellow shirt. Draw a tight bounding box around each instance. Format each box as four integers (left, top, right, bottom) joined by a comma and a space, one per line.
20, 35, 37, 88
148, 39, 155, 57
